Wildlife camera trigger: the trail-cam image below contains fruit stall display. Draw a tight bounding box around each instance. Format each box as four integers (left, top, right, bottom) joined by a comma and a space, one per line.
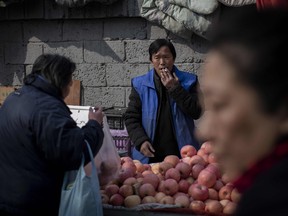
101, 142, 241, 216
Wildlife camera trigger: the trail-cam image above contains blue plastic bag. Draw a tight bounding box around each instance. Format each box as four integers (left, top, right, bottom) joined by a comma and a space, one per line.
58, 140, 103, 216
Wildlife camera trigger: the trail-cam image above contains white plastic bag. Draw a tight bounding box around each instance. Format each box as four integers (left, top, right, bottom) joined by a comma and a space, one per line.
84, 116, 121, 185
59, 141, 103, 216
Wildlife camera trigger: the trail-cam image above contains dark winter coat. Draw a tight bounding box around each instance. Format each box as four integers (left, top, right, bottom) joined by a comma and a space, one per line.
0, 76, 104, 216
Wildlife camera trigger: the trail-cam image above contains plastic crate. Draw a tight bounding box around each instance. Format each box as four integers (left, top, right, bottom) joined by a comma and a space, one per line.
110, 127, 132, 157
113, 136, 132, 157
105, 107, 127, 130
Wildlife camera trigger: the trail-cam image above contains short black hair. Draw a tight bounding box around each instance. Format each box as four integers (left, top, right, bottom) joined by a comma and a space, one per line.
25, 54, 75, 96
149, 39, 176, 61
211, 8, 288, 114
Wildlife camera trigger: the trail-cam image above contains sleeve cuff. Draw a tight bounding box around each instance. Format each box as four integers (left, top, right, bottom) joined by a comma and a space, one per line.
134, 136, 150, 151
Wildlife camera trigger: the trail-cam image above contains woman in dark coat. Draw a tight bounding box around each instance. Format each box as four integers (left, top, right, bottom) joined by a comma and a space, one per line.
200, 8, 288, 216
0, 54, 104, 216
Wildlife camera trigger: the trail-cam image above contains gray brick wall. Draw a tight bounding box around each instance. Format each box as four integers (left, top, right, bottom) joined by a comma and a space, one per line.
0, 0, 208, 107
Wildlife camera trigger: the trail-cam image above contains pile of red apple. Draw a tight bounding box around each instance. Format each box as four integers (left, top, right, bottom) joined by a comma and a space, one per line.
100, 142, 241, 215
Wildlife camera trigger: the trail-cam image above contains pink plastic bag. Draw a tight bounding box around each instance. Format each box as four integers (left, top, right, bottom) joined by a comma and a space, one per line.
84, 116, 121, 185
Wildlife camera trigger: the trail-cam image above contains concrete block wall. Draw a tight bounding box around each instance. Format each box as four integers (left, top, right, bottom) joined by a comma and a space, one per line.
0, 0, 209, 107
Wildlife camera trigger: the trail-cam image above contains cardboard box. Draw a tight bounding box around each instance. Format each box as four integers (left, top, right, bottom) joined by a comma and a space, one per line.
64, 80, 81, 105
0, 86, 15, 106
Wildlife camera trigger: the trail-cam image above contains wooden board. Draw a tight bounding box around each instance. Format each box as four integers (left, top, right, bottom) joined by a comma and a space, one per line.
0, 86, 15, 106
64, 80, 81, 105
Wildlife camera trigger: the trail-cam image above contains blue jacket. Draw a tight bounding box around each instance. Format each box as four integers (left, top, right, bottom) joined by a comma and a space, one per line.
131, 67, 200, 163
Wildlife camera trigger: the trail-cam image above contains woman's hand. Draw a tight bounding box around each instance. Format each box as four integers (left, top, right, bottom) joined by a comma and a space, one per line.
88, 106, 104, 126
160, 68, 179, 89
140, 141, 155, 157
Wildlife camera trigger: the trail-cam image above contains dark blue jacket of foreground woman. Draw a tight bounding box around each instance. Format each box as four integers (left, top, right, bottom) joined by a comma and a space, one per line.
0, 75, 104, 216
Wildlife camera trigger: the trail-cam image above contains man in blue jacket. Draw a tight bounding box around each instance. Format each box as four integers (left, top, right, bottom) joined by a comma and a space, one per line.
124, 39, 202, 164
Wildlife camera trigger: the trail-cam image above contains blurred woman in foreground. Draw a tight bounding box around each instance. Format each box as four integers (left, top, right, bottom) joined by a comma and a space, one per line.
200, 8, 288, 216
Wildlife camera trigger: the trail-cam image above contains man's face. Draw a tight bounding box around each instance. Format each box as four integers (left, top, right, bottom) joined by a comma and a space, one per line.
151, 46, 175, 76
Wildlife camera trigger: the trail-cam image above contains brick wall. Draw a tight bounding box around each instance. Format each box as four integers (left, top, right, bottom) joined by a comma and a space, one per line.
0, 0, 209, 107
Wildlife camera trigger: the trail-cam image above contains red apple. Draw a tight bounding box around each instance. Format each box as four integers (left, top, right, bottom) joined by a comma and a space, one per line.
165, 168, 181, 182
178, 179, 191, 194
175, 162, 191, 179
180, 145, 197, 158
122, 161, 137, 174
226, 182, 235, 187
143, 164, 151, 171
162, 179, 179, 196
231, 188, 241, 203
173, 192, 189, 199
134, 162, 146, 173
159, 196, 174, 205
175, 195, 190, 208
138, 183, 156, 198
208, 153, 218, 164
142, 170, 154, 177
197, 148, 207, 157
220, 199, 230, 208
188, 183, 209, 201
201, 141, 213, 154
151, 163, 160, 174
189, 155, 206, 167
123, 177, 137, 186
206, 163, 221, 179
109, 193, 124, 206
105, 184, 119, 197
189, 200, 205, 212
181, 157, 191, 164
221, 172, 233, 184
118, 167, 135, 183
134, 172, 143, 179
198, 169, 217, 188
164, 155, 180, 167
213, 179, 224, 191
133, 159, 141, 164
192, 164, 205, 179
142, 173, 159, 189
121, 156, 133, 164
205, 200, 223, 214
202, 154, 209, 163
219, 185, 234, 200
208, 188, 219, 200
186, 176, 195, 184
158, 162, 174, 175
223, 201, 237, 214
155, 192, 166, 203
141, 196, 156, 204
119, 184, 134, 198
124, 195, 141, 208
